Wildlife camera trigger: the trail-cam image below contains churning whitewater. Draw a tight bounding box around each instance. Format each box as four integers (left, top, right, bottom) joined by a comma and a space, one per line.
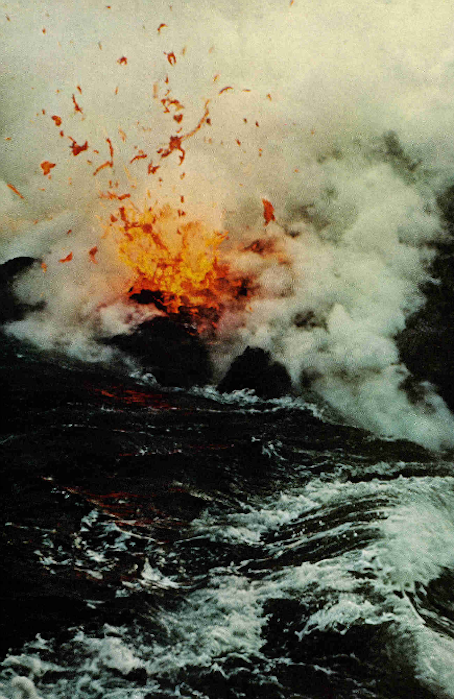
3, 1, 454, 698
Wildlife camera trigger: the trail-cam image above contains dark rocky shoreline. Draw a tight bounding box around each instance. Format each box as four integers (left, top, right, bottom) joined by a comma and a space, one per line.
0, 332, 438, 662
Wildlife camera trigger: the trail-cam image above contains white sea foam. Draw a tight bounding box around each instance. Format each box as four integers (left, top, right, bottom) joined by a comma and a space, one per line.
4, 470, 454, 696
10, 678, 42, 699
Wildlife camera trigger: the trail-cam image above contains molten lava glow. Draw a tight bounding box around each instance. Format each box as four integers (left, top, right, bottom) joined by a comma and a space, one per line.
34, 64, 268, 331
111, 200, 240, 327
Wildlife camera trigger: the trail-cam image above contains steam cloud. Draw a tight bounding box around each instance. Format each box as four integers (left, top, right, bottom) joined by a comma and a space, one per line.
2, 0, 454, 449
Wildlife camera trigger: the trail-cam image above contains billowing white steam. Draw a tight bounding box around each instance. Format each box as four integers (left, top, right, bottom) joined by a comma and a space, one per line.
2, 0, 454, 448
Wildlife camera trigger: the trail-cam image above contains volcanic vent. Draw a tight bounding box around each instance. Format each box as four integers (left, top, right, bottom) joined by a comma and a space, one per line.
110, 200, 247, 333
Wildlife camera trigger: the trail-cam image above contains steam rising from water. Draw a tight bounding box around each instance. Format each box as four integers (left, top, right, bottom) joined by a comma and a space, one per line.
2, 0, 454, 448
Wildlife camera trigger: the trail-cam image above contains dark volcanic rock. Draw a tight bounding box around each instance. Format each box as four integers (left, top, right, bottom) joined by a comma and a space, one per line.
107, 315, 212, 387
217, 347, 292, 399
0, 256, 39, 324
0, 256, 37, 282
129, 289, 167, 310
398, 186, 454, 411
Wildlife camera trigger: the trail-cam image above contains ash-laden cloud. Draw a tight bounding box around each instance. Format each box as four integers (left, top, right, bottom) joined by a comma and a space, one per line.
2, 0, 454, 449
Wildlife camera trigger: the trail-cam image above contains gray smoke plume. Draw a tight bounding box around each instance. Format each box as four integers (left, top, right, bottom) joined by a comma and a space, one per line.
2, 0, 454, 448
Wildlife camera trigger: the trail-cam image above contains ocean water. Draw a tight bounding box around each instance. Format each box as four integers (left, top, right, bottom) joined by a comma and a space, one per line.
2, 335, 454, 699
3, 1, 454, 696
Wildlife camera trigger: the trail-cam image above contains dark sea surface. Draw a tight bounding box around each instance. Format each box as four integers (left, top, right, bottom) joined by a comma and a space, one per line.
2, 334, 454, 699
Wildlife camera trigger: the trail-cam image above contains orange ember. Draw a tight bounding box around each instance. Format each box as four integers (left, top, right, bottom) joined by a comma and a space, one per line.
130, 150, 147, 164
40, 160, 56, 176
69, 138, 88, 156
72, 94, 83, 114
93, 138, 114, 176
157, 100, 210, 166
262, 198, 275, 225
109, 201, 244, 329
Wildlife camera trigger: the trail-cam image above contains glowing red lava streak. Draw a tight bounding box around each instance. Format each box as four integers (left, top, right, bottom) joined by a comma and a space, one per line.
7, 183, 24, 199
